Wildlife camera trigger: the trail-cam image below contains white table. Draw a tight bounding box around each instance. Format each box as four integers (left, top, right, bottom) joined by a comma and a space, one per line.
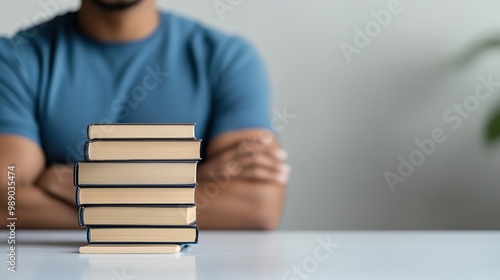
0, 230, 498, 280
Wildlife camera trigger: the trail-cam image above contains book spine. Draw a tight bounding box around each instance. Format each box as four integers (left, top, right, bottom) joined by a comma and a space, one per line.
86, 228, 91, 244
73, 163, 79, 187
75, 187, 81, 206
83, 141, 91, 161
87, 124, 92, 140
78, 207, 85, 226
193, 225, 199, 244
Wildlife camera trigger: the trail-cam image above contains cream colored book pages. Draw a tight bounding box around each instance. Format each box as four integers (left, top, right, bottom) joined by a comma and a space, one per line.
78, 188, 195, 204
82, 206, 196, 225
77, 162, 197, 185
89, 228, 197, 243
79, 244, 182, 254
88, 124, 195, 139
87, 140, 200, 160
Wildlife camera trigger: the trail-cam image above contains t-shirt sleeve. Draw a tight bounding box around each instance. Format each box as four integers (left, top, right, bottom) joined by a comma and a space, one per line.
0, 38, 41, 145
208, 36, 273, 140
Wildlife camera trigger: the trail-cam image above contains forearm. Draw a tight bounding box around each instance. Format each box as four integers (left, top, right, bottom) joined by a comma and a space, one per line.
0, 182, 79, 229
196, 179, 284, 230
35, 164, 76, 204
0, 136, 79, 229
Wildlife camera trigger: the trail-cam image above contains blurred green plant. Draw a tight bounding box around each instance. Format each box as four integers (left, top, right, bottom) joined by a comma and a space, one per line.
448, 36, 500, 143
487, 109, 500, 142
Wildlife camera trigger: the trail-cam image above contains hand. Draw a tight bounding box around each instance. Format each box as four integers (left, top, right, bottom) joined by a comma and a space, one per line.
198, 131, 291, 185
195, 129, 288, 229
36, 164, 77, 207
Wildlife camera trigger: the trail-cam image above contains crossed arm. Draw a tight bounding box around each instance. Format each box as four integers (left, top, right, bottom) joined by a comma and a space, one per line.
0, 129, 289, 229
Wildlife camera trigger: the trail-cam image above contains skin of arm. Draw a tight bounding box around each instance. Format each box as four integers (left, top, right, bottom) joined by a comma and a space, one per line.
0, 128, 289, 230
196, 129, 290, 230
0, 135, 79, 229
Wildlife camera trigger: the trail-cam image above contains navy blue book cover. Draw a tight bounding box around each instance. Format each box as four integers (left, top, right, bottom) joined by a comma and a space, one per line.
78, 204, 196, 226
86, 225, 199, 244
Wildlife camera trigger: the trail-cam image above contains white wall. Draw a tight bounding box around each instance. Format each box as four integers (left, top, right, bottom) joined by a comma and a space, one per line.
2, 0, 500, 229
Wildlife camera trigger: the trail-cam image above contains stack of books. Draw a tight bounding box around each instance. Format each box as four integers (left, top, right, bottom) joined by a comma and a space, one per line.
76, 124, 200, 254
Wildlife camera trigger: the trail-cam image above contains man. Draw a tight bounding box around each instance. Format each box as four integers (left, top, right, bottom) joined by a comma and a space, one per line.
0, 0, 289, 229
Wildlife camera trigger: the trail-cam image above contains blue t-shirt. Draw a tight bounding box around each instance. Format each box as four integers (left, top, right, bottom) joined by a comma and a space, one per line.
0, 12, 272, 164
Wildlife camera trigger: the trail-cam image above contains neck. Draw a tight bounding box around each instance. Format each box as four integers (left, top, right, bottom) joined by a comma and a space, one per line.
77, 0, 159, 42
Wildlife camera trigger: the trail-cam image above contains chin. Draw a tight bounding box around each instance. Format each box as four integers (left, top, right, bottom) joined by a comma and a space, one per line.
88, 0, 143, 11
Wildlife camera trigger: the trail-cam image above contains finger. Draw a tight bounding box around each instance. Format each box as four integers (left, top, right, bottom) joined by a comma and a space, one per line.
236, 137, 284, 159
235, 151, 285, 172
235, 138, 287, 161
212, 143, 285, 170
204, 133, 287, 178
199, 147, 240, 176
236, 164, 291, 184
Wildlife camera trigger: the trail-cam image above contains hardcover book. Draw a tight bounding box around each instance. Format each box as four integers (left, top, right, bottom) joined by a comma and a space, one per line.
76, 186, 196, 205
87, 226, 199, 244
74, 161, 197, 186
79, 244, 184, 254
84, 139, 201, 161
87, 123, 195, 140
78, 205, 196, 226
